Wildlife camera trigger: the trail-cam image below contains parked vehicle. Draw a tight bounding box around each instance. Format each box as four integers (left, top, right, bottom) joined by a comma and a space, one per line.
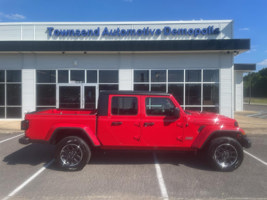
20, 91, 251, 171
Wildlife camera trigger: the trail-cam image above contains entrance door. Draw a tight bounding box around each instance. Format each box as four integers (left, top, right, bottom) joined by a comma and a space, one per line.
57, 84, 97, 109
59, 86, 81, 108
84, 86, 96, 109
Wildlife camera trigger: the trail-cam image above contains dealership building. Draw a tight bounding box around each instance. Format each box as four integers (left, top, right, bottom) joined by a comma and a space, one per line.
0, 20, 255, 119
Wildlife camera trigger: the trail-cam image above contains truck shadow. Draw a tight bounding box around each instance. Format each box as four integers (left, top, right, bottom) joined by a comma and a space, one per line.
3, 144, 213, 171
88, 150, 214, 172
3, 143, 55, 166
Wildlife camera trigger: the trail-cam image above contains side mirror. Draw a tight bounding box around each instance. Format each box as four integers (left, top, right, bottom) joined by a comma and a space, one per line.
174, 107, 180, 118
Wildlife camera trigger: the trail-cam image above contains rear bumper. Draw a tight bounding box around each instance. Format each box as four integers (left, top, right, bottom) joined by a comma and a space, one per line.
19, 136, 31, 145
239, 135, 251, 148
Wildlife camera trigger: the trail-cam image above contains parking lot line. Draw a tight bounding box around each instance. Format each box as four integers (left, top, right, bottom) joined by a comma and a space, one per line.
3, 159, 54, 200
0, 133, 24, 144
153, 153, 169, 200
244, 150, 267, 166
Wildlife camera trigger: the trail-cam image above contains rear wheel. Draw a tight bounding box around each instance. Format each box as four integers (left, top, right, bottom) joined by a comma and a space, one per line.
208, 137, 243, 171
56, 136, 91, 171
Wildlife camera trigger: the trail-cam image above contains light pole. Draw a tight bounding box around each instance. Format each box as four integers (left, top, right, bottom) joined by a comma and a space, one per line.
249, 73, 252, 104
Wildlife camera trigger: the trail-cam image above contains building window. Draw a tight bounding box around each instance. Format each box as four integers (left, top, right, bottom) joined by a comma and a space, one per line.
36, 70, 56, 111
151, 70, 166, 82
0, 70, 22, 118
185, 84, 201, 105
134, 69, 219, 113
99, 70, 119, 92
87, 70, 97, 83
202, 69, 219, 112
58, 70, 69, 83
186, 70, 201, 82
168, 70, 184, 82
37, 70, 56, 83
134, 70, 149, 82
70, 70, 85, 83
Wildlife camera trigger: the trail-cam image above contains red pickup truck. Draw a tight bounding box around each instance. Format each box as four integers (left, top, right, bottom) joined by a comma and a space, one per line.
20, 91, 251, 171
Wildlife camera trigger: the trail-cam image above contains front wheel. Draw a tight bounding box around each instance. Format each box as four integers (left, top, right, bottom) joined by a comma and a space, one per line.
55, 136, 91, 171
208, 137, 243, 171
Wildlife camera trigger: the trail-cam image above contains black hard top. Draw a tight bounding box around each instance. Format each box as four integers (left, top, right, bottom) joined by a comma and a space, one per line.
99, 90, 170, 96
98, 91, 170, 116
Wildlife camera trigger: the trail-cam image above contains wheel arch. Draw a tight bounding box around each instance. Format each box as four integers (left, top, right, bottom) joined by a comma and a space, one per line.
49, 127, 100, 148
198, 130, 243, 150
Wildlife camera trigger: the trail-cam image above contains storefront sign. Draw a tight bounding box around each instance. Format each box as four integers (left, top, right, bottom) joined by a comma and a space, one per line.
47, 26, 220, 38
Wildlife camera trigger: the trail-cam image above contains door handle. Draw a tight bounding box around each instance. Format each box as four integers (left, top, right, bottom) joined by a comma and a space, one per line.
144, 122, 154, 127
111, 121, 122, 126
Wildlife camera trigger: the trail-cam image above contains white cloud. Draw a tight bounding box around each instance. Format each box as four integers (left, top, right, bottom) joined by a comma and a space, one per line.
239, 27, 250, 31
258, 59, 267, 66
0, 12, 25, 20
245, 49, 256, 54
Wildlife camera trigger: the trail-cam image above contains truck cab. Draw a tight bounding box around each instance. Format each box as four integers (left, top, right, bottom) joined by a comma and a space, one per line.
97, 91, 185, 148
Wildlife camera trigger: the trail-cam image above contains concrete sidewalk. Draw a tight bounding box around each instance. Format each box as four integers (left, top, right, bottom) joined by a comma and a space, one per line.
0, 111, 266, 134
235, 111, 267, 135
0, 120, 21, 134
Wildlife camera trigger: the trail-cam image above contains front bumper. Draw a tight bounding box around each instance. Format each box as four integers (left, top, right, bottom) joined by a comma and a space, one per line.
239, 135, 251, 148
19, 136, 31, 145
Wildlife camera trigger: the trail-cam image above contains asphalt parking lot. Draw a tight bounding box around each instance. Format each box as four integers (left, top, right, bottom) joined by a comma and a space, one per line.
0, 132, 267, 200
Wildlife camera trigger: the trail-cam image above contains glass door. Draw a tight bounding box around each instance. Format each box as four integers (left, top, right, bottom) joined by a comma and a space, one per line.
59, 85, 81, 109
84, 86, 96, 109
57, 84, 98, 109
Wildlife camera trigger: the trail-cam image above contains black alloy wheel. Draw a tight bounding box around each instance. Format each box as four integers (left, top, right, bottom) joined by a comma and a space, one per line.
56, 136, 91, 171
208, 137, 243, 171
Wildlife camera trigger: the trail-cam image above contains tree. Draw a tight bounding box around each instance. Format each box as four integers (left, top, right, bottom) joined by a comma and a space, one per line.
243, 68, 267, 98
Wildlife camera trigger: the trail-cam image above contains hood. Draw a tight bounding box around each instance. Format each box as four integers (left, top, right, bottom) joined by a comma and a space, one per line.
185, 110, 236, 126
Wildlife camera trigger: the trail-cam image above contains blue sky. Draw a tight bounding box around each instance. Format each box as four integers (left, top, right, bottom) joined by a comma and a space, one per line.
0, 0, 266, 71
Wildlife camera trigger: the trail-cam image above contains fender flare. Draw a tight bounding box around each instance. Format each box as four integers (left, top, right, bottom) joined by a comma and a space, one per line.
192, 128, 243, 149
47, 124, 101, 147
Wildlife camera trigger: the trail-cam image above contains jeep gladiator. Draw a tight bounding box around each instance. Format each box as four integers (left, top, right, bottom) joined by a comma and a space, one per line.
20, 91, 251, 171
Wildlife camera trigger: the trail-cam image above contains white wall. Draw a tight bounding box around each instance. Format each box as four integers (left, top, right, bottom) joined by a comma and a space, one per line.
119, 69, 133, 91
22, 69, 36, 114
219, 54, 234, 118
234, 71, 244, 111
0, 52, 231, 70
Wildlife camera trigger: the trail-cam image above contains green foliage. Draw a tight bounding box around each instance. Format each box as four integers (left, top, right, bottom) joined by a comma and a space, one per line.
243, 68, 267, 97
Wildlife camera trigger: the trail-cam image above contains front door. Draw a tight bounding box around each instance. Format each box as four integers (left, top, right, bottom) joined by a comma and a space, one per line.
141, 96, 184, 147
57, 84, 97, 109
97, 95, 143, 146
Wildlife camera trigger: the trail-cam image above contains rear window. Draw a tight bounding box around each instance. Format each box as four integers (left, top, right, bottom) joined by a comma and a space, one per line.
111, 97, 138, 115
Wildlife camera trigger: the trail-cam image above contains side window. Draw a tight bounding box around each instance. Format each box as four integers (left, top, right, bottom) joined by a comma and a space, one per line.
111, 97, 138, 115
146, 97, 175, 116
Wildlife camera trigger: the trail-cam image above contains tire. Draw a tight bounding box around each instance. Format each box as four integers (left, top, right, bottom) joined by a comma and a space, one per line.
208, 137, 243, 172
55, 136, 91, 171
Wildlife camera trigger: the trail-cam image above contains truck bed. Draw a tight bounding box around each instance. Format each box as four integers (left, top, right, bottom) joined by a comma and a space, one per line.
24, 109, 97, 141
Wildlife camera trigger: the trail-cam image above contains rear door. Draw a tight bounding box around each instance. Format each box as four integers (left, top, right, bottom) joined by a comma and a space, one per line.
140, 96, 184, 147
97, 95, 144, 147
